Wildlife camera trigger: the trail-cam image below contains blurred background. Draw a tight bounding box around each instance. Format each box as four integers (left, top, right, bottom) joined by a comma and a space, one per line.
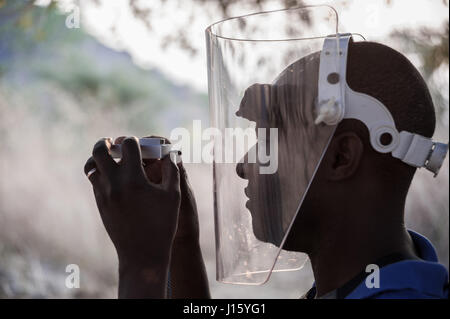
0, 0, 448, 298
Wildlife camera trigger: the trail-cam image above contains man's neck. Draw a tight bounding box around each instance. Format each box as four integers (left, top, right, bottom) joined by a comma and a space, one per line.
308, 202, 418, 298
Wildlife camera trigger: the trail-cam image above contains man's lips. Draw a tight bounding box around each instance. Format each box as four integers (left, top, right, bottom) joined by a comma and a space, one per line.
244, 186, 251, 209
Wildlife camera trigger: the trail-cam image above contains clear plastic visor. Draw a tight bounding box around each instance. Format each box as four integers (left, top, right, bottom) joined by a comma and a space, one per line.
206, 5, 341, 285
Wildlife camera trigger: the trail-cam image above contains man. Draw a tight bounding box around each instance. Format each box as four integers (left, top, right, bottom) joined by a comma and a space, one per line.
84, 40, 448, 298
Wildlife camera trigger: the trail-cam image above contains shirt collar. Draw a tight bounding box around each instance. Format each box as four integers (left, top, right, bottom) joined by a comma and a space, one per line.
304, 230, 447, 299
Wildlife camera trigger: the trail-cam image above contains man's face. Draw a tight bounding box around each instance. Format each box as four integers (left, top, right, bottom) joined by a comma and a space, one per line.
235, 139, 286, 246
234, 54, 336, 250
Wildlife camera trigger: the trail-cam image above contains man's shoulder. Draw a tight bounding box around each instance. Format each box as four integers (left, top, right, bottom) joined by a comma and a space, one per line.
346, 230, 449, 299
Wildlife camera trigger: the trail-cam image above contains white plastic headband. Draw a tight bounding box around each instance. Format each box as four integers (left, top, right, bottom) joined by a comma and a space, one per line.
316, 34, 448, 176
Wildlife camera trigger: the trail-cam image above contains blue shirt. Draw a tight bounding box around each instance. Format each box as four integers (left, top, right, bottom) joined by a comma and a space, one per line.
304, 230, 449, 299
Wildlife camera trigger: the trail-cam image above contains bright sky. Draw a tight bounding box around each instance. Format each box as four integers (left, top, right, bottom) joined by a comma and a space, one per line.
37, 0, 449, 92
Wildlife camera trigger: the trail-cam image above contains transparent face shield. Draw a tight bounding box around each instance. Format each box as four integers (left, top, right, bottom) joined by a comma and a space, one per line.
206, 6, 342, 285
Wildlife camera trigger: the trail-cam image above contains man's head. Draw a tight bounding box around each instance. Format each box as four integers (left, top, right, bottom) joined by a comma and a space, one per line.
236, 41, 436, 252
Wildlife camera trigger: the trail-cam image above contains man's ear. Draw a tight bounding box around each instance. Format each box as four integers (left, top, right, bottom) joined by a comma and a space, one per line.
324, 131, 364, 181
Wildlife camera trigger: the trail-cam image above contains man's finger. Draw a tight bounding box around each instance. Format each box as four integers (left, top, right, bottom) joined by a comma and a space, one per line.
92, 138, 118, 178
84, 156, 101, 187
84, 156, 96, 176
161, 154, 180, 192
113, 136, 127, 165
114, 136, 126, 145
121, 136, 146, 176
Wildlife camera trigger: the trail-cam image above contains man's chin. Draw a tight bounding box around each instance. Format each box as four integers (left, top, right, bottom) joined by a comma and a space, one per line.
252, 229, 307, 253
249, 210, 308, 253
252, 227, 272, 244
249, 211, 273, 244
250, 216, 283, 247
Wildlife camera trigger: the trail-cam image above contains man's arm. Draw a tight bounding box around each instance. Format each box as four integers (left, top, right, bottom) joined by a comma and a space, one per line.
168, 163, 211, 298
119, 260, 170, 299
169, 240, 210, 298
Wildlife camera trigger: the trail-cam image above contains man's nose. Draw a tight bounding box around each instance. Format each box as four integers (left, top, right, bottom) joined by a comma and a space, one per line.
236, 161, 247, 179
236, 160, 248, 179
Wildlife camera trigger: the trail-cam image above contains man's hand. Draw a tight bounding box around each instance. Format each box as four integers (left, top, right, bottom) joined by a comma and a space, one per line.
114, 135, 210, 298
84, 137, 181, 298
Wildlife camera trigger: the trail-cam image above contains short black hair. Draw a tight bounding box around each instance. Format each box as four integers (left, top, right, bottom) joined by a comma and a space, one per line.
346, 41, 436, 138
